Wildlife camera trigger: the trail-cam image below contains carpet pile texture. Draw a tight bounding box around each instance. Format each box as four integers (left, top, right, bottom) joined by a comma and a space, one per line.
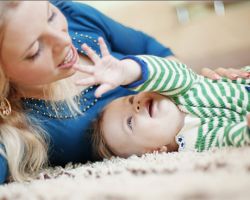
0, 147, 250, 200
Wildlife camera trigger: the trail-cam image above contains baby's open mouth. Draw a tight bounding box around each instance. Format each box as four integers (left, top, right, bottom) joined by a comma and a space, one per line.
146, 99, 153, 118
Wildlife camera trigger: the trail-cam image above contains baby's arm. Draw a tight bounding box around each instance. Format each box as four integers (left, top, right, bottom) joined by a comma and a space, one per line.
74, 37, 199, 97
125, 55, 199, 96
198, 119, 250, 151
74, 37, 248, 98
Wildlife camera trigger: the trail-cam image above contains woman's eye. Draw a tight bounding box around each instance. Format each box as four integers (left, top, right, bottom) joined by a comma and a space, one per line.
127, 116, 133, 130
27, 46, 42, 61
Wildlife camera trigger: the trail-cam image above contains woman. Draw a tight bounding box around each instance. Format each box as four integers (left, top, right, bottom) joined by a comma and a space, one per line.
0, 1, 247, 184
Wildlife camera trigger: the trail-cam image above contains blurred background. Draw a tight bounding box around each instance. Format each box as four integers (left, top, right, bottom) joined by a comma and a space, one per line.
79, 1, 250, 72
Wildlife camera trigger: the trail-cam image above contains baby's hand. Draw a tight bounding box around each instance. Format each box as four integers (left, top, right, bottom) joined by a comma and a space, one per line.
201, 67, 250, 80
74, 37, 141, 97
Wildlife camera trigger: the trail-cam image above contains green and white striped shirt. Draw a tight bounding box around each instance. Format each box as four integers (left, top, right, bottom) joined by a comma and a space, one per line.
130, 55, 250, 152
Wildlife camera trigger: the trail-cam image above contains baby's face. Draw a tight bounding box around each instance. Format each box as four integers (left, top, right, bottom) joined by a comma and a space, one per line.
101, 92, 184, 158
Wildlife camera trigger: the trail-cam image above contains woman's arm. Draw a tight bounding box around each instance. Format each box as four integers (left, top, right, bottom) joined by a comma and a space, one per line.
53, 1, 173, 57
125, 55, 198, 97
0, 154, 8, 184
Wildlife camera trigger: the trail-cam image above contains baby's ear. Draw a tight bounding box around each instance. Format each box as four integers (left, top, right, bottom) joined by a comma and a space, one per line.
158, 145, 168, 153
146, 146, 168, 154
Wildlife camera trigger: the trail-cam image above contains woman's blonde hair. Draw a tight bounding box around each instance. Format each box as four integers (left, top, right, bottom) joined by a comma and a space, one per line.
0, 1, 81, 182
92, 109, 116, 160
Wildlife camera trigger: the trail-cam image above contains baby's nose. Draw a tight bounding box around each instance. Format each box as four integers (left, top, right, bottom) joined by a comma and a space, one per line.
133, 96, 140, 113
134, 101, 140, 112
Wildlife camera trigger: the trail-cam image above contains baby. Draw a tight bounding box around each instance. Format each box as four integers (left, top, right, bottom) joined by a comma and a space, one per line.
75, 39, 250, 159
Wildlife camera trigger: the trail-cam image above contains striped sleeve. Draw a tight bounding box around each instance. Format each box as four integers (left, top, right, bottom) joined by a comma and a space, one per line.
198, 120, 250, 151
129, 55, 198, 96
222, 122, 250, 147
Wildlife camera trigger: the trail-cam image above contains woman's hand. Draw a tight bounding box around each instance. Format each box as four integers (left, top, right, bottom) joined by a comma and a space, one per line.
73, 37, 141, 97
201, 67, 250, 80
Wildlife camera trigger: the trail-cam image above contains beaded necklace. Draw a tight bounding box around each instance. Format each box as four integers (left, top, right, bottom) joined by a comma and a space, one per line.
22, 86, 99, 119
72, 32, 101, 57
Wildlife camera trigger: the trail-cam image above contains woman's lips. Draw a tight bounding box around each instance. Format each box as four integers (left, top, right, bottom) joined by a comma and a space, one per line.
58, 45, 78, 69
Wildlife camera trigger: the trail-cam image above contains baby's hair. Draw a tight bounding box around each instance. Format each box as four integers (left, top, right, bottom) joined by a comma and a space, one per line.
92, 108, 116, 160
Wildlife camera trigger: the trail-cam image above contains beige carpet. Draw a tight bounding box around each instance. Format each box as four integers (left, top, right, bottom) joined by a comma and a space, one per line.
0, 147, 250, 200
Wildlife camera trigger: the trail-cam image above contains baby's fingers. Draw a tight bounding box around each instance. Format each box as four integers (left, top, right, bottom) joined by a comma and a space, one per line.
94, 83, 114, 98
214, 68, 249, 80
98, 37, 110, 57
82, 44, 100, 64
73, 64, 94, 74
226, 68, 250, 79
75, 77, 96, 86
201, 68, 221, 80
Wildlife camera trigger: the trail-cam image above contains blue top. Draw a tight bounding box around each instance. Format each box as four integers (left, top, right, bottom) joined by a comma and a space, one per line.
0, 1, 173, 184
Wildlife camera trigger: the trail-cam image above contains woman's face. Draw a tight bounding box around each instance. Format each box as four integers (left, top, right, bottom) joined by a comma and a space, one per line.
0, 1, 79, 93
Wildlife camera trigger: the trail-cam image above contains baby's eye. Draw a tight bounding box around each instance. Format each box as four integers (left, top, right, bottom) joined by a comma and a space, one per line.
127, 116, 133, 130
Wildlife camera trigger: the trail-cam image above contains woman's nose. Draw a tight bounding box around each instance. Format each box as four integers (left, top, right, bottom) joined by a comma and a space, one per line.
46, 27, 71, 53
53, 33, 71, 53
